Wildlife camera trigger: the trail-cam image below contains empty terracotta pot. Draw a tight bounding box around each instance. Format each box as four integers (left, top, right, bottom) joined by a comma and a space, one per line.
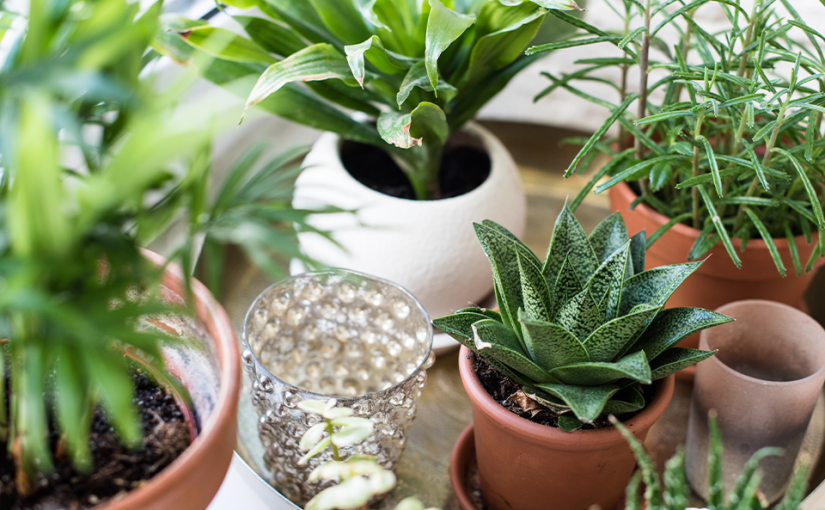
686, 300, 825, 504
458, 346, 675, 510
610, 181, 821, 352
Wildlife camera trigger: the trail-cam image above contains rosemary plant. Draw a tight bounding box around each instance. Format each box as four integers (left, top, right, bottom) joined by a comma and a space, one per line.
154, 0, 580, 200
529, 0, 825, 276
0, 0, 328, 495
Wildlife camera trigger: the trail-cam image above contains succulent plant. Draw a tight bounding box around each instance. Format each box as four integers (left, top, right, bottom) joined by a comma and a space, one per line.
433, 206, 732, 430
613, 413, 808, 510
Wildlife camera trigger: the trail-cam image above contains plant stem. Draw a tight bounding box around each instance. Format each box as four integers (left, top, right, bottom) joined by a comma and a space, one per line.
325, 418, 341, 461
635, 0, 652, 195
692, 110, 706, 228
619, 8, 631, 149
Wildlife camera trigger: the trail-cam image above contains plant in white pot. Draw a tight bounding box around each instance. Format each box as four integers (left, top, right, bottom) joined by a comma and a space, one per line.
154, 0, 581, 349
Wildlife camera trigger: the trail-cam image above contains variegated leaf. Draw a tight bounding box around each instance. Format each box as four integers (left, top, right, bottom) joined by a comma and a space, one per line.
377, 101, 447, 149
550, 255, 582, 319
588, 212, 629, 264
619, 261, 703, 316
629, 230, 647, 278
519, 313, 589, 372
583, 305, 660, 363
534, 383, 619, 423
602, 387, 646, 415
553, 287, 602, 342
650, 347, 716, 380
549, 350, 652, 386
425, 0, 475, 90
344, 36, 416, 87
542, 205, 598, 293
631, 307, 733, 362
472, 320, 557, 383
474, 222, 525, 338
396, 60, 457, 106
585, 240, 630, 321
517, 251, 552, 322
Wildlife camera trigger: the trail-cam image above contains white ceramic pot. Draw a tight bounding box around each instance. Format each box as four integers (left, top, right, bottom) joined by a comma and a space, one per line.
292, 123, 526, 352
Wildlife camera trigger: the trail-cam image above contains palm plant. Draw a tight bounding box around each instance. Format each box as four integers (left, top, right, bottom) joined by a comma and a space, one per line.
529, 0, 825, 276
0, 0, 328, 496
154, 0, 581, 200
433, 206, 729, 431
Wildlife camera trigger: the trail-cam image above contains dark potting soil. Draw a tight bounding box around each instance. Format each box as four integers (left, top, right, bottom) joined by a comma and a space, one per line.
0, 371, 192, 510
470, 351, 649, 430
339, 139, 491, 200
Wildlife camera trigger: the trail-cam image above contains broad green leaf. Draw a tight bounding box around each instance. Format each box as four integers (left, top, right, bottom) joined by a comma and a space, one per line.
583, 305, 660, 363
54, 347, 92, 471
377, 101, 447, 148
396, 60, 457, 106
589, 212, 629, 264
244, 43, 356, 118
630, 307, 732, 361
183, 26, 276, 65
472, 320, 558, 383
519, 314, 589, 372
307, 0, 373, 43
558, 413, 584, 431
549, 350, 652, 386
344, 35, 416, 87
467, 2, 545, 81
425, 0, 475, 90
553, 288, 602, 343
619, 261, 703, 316
235, 15, 307, 57
584, 240, 629, 321
650, 347, 716, 380
530, 0, 582, 8
542, 205, 598, 292
551, 255, 583, 318
534, 383, 619, 423
517, 251, 552, 321
629, 230, 646, 277
602, 387, 646, 415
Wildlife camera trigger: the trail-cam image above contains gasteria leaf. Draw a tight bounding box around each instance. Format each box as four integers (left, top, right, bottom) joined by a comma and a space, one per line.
425, 0, 475, 90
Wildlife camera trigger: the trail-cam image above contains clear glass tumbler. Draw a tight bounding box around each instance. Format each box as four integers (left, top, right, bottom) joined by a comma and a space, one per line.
241, 269, 434, 504
686, 299, 825, 503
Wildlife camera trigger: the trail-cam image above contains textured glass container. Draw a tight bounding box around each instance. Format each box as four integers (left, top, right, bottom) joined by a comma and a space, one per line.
686, 300, 825, 504
241, 270, 434, 505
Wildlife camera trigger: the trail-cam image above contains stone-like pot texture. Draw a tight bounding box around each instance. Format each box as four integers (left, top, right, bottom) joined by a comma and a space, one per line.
292, 123, 526, 329
610, 180, 821, 350
458, 346, 675, 510
99, 250, 241, 510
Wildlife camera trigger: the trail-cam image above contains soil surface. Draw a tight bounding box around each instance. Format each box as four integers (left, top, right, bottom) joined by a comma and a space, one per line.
471, 352, 649, 430
340, 139, 491, 200
0, 371, 192, 510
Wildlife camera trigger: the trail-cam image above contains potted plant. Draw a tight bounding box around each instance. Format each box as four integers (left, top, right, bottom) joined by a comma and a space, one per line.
153, 0, 581, 342
0, 1, 325, 508
434, 207, 731, 510
528, 0, 825, 345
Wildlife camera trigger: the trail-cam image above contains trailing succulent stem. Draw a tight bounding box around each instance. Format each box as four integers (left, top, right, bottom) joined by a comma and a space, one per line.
613, 412, 808, 510
434, 207, 729, 429
532, 0, 825, 275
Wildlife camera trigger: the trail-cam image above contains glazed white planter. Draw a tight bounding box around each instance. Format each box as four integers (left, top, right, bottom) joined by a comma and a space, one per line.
292, 123, 526, 351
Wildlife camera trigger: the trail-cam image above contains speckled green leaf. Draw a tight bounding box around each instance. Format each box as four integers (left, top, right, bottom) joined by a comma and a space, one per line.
482, 220, 541, 267
554, 288, 602, 342
629, 230, 646, 278
519, 313, 589, 372
542, 205, 598, 293
517, 251, 552, 322
455, 307, 502, 323
480, 353, 534, 387
474, 222, 524, 339
549, 350, 652, 386
619, 261, 703, 316
602, 387, 645, 415
583, 305, 660, 362
493, 281, 513, 330
558, 413, 584, 431
585, 240, 630, 321
597, 287, 610, 319
589, 212, 629, 264
472, 320, 558, 384
550, 255, 582, 319
631, 308, 733, 362
650, 347, 716, 380
432, 310, 490, 345
534, 383, 619, 423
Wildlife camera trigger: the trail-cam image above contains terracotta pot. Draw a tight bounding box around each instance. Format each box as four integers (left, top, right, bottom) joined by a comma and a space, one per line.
97, 250, 242, 510
450, 424, 477, 510
458, 346, 675, 510
610, 180, 822, 352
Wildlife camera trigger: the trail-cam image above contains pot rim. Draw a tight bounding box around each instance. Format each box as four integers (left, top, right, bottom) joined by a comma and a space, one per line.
449, 424, 477, 510
303, 122, 511, 206
458, 346, 675, 450
700, 299, 825, 387
98, 249, 242, 510
612, 180, 816, 250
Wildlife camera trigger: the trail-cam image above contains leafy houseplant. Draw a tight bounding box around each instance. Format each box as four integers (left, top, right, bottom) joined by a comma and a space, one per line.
0, 0, 326, 507
529, 0, 825, 276
614, 413, 808, 510
435, 206, 730, 430
155, 0, 579, 200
